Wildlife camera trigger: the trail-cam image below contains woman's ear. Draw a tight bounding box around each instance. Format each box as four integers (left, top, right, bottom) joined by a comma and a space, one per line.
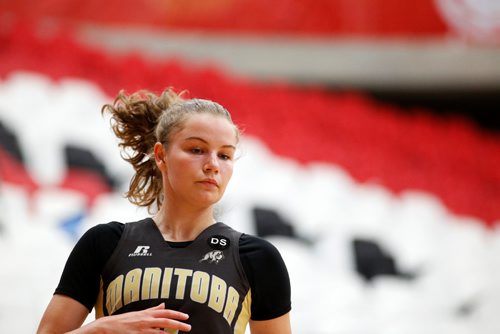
154, 142, 167, 172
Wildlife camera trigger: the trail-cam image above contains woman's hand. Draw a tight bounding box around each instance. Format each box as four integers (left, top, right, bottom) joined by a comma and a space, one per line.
37, 295, 191, 334
81, 303, 191, 334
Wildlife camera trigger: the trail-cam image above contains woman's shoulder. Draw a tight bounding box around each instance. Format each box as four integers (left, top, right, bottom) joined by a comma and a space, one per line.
71, 221, 126, 258
81, 221, 125, 243
239, 233, 283, 258
238, 233, 289, 275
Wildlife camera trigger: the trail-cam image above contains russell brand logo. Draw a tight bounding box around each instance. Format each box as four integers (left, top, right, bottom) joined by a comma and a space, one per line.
128, 245, 152, 257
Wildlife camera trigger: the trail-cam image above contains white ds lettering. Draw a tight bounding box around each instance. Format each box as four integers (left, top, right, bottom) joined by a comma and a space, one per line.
208, 235, 230, 250
211, 237, 226, 247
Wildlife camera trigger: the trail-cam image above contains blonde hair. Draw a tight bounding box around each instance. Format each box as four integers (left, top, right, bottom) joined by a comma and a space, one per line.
102, 88, 238, 211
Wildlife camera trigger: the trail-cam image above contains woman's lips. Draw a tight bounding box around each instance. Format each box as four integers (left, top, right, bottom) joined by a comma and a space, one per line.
199, 179, 218, 187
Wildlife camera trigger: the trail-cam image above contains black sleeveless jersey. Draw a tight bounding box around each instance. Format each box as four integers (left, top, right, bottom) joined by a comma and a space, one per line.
95, 218, 251, 334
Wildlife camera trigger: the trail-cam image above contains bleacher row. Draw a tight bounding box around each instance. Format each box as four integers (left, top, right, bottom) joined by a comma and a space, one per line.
0, 24, 499, 333
1, 23, 499, 225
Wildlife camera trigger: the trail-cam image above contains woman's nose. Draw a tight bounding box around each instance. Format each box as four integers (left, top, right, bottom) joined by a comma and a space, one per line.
203, 153, 219, 173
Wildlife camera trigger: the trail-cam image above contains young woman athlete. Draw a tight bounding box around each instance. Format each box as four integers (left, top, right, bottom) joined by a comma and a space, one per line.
36, 88, 292, 334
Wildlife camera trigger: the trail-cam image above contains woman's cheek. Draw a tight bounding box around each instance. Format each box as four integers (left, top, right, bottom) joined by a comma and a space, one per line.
223, 162, 234, 178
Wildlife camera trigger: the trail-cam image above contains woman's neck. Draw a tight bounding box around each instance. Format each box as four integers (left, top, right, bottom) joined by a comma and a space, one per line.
152, 205, 216, 242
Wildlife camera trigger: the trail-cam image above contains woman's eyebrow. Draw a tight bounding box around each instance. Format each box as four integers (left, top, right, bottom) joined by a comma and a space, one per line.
184, 136, 236, 150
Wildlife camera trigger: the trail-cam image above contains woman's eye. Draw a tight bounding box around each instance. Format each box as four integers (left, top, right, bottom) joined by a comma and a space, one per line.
218, 153, 232, 161
190, 148, 203, 154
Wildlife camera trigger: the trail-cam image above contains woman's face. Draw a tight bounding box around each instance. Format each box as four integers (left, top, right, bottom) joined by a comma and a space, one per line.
155, 113, 238, 209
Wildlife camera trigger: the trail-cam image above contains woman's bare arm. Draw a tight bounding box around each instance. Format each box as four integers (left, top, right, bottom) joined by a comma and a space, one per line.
37, 295, 191, 334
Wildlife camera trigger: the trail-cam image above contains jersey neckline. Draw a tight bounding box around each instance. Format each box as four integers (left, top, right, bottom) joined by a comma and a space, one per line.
145, 217, 223, 249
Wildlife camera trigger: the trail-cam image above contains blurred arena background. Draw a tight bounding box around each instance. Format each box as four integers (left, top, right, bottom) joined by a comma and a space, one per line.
0, 1, 499, 333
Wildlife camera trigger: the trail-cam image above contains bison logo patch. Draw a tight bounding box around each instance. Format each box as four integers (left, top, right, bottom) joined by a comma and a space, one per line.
199, 250, 225, 264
